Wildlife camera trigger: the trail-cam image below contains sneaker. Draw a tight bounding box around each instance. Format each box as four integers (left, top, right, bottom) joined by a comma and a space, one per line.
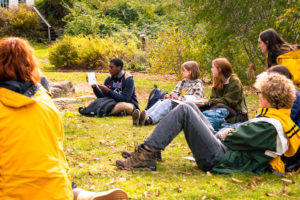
132, 109, 140, 126
119, 109, 127, 117
116, 145, 156, 171
155, 151, 162, 161
139, 110, 147, 126
76, 188, 128, 200
121, 149, 162, 162
78, 107, 85, 114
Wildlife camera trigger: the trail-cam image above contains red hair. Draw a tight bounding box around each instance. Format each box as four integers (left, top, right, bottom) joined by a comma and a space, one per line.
212, 58, 233, 90
0, 37, 40, 84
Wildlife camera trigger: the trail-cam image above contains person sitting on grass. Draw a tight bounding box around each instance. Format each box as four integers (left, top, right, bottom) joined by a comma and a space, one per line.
132, 61, 205, 126
196, 58, 246, 123
0, 37, 128, 200
116, 73, 300, 175
79, 58, 139, 116
267, 65, 300, 171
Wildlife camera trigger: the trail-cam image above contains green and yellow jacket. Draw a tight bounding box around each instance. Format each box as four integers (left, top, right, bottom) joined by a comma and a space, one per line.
212, 108, 299, 174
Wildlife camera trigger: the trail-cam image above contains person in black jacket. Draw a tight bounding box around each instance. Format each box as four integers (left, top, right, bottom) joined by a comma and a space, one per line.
83, 58, 139, 116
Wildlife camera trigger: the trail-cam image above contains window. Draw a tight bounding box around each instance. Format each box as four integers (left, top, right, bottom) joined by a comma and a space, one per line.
18, 0, 26, 4
0, 0, 9, 9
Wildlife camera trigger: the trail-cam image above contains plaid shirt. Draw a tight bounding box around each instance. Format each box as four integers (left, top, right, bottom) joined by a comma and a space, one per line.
172, 79, 205, 101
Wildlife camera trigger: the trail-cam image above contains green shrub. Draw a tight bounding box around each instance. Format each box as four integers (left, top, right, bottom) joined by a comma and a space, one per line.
64, 14, 123, 37
0, 5, 44, 39
148, 26, 206, 79
49, 35, 144, 70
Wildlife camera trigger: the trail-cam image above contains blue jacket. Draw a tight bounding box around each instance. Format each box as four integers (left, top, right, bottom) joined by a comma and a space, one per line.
291, 89, 300, 127
93, 71, 139, 110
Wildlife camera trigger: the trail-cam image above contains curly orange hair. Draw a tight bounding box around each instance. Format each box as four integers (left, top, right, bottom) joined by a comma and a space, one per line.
0, 37, 40, 84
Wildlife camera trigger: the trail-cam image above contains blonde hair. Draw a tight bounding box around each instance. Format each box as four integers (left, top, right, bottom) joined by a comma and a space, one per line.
181, 61, 200, 80
254, 73, 296, 109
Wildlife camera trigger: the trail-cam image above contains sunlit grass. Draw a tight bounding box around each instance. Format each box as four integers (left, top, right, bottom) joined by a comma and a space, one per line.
35, 45, 299, 199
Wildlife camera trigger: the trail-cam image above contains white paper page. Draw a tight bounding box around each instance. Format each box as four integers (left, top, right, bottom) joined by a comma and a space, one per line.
87, 72, 97, 85
184, 95, 196, 101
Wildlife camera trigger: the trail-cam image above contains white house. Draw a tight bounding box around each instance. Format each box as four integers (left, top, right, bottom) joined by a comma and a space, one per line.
0, 0, 35, 9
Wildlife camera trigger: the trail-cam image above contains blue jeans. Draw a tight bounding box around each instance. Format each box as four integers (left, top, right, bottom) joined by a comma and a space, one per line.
146, 99, 173, 124
144, 102, 227, 171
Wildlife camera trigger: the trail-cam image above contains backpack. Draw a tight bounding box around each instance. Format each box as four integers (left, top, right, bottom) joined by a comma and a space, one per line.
80, 97, 117, 117
145, 85, 168, 110
277, 48, 300, 90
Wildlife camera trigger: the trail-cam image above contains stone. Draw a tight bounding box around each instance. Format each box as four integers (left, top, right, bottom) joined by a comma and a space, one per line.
53, 98, 79, 105
49, 81, 75, 98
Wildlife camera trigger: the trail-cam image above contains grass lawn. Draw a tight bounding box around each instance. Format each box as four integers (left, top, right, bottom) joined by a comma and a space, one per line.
37, 44, 300, 199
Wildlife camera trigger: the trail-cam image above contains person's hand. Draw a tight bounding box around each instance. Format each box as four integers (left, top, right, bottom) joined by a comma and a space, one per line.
164, 94, 171, 99
221, 128, 232, 140
170, 93, 178, 100
98, 84, 110, 92
195, 98, 208, 107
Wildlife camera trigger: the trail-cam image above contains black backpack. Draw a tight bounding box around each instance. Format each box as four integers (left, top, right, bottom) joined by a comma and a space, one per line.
145, 85, 168, 110
79, 97, 117, 117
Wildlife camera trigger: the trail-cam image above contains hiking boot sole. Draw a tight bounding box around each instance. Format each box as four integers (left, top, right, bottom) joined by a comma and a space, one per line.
116, 160, 156, 171
132, 109, 140, 126
139, 110, 147, 126
92, 189, 128, 200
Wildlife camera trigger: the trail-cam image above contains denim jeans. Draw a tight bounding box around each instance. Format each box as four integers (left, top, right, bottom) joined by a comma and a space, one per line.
146, 99, 173, 124
144, 102, 227, 171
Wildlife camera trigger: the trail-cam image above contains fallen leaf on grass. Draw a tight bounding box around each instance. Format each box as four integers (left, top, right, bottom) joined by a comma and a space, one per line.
155, 189, 160, 197
136, 182, 143, 187
265, 193, 277, 197
99, 140, 107, 145
161, 179, 168, 183
281, 178, 294, 184
89, 185, 95, 190
144, 191, 150, 199
151, 171, 159, 174
206, 171, 212, 176
278, 184, 286, 195
174, 186, 182, 193
67, 137, 74, 140
232, 178, 243, 183
91, 156, 100, 161
106, 178, 116, 185
119, 177, 126, 182
240, 186, 247, 191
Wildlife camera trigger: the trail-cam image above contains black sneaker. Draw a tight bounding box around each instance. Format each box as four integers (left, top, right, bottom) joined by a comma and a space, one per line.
155, 151, 162, 161
78, 107, 85, 114
119, 110, 127, 116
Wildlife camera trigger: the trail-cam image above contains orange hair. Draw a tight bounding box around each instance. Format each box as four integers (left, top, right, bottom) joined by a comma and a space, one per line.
212, 58, 233, 90
0, 37, 40, 84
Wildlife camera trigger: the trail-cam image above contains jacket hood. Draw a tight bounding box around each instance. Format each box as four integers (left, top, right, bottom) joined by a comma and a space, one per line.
0, 88, 36, 108
0, 80, 39, 108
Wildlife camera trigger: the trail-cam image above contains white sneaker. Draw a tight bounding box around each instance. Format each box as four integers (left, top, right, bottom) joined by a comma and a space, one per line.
77, 188, 128, 200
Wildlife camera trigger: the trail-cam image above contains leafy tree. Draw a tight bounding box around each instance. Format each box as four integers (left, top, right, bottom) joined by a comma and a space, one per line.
182, 0, 299, 82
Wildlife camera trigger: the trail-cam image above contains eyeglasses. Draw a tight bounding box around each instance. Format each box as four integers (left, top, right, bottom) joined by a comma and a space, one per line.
256, 91, 262, 95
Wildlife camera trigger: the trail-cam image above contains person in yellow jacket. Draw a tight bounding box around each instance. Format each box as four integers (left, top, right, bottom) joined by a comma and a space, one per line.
0, 37, 128, 200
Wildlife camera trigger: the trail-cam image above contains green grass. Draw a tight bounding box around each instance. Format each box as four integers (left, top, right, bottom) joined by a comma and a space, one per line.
36, 46, 300, 199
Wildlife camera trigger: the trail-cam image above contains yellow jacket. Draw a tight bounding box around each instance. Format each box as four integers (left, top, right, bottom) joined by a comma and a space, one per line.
277, 49, 300, 90
0, 87, 73, 200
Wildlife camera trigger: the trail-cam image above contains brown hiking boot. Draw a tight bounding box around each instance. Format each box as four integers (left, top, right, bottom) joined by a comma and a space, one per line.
139, 110, 147, 126
116, 145, 156, 171
132, 109, 140, 126
121, 148, 162, 161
